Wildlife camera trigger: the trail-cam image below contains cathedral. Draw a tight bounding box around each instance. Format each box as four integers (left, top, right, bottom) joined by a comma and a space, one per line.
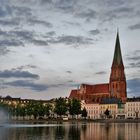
69, 32, 127, 103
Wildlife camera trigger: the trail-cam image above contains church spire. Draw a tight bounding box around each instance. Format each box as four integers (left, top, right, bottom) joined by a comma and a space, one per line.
112, 31, 123, 66
109, 31, 127, 102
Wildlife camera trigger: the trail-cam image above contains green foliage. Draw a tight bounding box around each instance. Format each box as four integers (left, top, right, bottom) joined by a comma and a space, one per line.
68, 99, 81, 117
54, 97, 68, 117
44, 104, 52, 116
81, 107, 87, 118
0, 101, 52, 119
104, 109, 110, 118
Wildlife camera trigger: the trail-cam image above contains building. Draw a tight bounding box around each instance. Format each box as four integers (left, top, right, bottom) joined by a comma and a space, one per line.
69, 32, 127, 103
100, 98, 121, 119
0, 95, 52, 106
125, 98, 140, 119
116, 103, 125, 119
83, 103, 100, 119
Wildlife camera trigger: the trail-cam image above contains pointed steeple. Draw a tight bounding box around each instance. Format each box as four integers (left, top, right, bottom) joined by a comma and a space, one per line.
112, 32, 123, 66
110, 31, 127, 102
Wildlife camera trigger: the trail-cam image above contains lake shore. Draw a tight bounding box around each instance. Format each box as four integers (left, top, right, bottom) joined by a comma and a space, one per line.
4, 118, 140, 124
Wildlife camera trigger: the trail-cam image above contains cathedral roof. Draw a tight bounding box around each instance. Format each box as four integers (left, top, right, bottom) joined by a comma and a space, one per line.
82, 83, 109, 94
112, 32, 124, 66
69, 89, 79, 98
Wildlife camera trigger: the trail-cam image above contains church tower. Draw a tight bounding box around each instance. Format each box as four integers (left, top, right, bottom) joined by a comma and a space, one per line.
109, 32, 127, 102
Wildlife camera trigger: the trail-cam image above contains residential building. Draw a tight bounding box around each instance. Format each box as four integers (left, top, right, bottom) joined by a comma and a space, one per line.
125, 98, 140, 119
84, 103, 100, 119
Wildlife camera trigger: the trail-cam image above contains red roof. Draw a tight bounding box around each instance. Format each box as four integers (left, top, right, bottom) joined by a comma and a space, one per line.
69, 83, 109, 100
81, 83, 109, 94
69, 89, 79, 98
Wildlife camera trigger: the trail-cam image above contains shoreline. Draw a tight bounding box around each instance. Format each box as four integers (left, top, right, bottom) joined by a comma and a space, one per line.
4, 118, 140, 124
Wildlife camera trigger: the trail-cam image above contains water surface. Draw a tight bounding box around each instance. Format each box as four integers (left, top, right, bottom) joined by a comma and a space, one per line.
0, 122, 140, 140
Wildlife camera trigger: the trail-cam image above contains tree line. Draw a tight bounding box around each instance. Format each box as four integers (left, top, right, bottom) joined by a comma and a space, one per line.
0, 98, 87, 120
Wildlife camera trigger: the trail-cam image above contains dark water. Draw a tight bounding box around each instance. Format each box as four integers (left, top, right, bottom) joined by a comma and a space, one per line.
0, 122, 140, 140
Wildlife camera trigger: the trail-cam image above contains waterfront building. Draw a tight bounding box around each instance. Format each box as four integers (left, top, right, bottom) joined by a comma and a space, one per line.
116, 103, 126, 119
83, 103, 100, 119
125, 98, 140, 119
99, 98, 120, 119
82, 98, 126, 119
69, 32, 127, 103
0, 95, 51, 106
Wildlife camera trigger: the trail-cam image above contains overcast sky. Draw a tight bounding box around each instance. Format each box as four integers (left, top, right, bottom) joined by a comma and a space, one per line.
0, 0, 140, 100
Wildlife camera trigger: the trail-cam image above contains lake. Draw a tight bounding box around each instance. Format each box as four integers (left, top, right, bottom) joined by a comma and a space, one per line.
0, 121, 140, 140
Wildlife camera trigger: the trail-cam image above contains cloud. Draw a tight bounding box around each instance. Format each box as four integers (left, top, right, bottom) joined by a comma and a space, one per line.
40, 0, 52, 4
64, 21, 81, 27
5, 80, 48, 91
0, 19, 19, 26
12, 5, 32, 17
75, 9, 97, 21
53, 0, 76, 13
0, 47, 10, 55
0, 29, 48, 47
47, 31, 56, 36
0, 39, 23, 47
113, 7, 133, 14
105, 0, 125, 7
0, 4, 13, 17
0, 7, 7, 17
12, 65, 37, 71
32, 39, 48, 46
66, 71, 72, 74
128, 62, 140, 68
0, 70, 39, 79
0, 5, 32, 26
10, 30, 34, 42
50, 35, 93, 46
0, 3, 52, 29
126, 51, 140, 69
127, 56, 140, 61
95, 71, 106, 75
101, 6, 135, 23
128, 23, 140, 30
89, 29, 100, 35
127, 78, 140, 96
28, 19, 53, 28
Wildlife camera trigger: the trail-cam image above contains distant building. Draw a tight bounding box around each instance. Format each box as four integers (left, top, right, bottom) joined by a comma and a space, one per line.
100, 98, 121, 119
69, 32, 127, 103
125, 98, 140, 119
0, 96, 51, 106
83, 103, 100, 119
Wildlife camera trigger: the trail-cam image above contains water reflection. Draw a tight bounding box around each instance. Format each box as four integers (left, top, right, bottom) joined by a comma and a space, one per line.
0, 122, 140, 140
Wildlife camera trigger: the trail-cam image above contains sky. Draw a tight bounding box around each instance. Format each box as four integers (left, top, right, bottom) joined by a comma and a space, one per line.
0, 0, 140, 100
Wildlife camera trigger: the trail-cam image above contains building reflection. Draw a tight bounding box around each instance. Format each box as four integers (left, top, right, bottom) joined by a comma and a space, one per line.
0, 122, 140, 140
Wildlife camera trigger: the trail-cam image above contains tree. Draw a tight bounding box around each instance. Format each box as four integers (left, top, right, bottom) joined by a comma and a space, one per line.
68, 99, 81, 118
32, 102, 40, 119
104, 109, 110, 118
37, 102, 45, 118
81, 107, 87, 119
26, 101, 39, 119
26, 102, 34, 119
44, 104, 52, 117
54, 97, 68, 118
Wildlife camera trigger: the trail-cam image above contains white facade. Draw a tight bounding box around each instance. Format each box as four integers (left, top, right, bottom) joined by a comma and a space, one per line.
100, 104, 118, 118
83, 100, 140, 119
125, 101, 140, 119
84, 103, 100, 119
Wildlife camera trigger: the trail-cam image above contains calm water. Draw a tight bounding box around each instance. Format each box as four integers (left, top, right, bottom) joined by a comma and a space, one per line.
0, 122, 140, 140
